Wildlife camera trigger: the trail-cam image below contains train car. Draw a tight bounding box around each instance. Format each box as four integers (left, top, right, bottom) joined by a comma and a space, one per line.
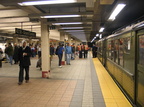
97, 21, 144, 107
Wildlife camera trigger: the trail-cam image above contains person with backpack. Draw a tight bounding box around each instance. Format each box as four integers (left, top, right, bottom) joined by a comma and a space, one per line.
55, 43, 64, 67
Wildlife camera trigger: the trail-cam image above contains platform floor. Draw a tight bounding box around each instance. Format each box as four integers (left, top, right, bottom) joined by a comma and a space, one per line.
0, 53, 132, 107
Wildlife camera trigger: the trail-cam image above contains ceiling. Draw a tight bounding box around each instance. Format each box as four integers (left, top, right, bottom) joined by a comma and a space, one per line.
0, 0, 144, 42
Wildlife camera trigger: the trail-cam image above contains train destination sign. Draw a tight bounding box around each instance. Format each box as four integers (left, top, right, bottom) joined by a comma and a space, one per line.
15, 28, 36, 37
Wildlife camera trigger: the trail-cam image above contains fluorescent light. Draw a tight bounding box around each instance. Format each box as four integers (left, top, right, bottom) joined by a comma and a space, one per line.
18, 0, 76, 6
96, 34, 99, 37
41, 15, 80, 18
100, 34, 102, 38
99, 27, 105, 32
60, 27, 83, 29
53, 22, 82, 25
108, 4, 126, 21
65, 30, 84, 32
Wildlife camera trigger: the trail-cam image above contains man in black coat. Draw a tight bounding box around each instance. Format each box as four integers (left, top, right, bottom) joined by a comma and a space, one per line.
92, 44, 98, 58
18, 41, 31, 85
13, 43, 19, 64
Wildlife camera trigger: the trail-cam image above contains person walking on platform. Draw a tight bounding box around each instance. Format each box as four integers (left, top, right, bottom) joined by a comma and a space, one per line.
65, 43, 72, 65
18, 41, 31, 85
7, 43, 14, 65
92, 44, 97, 58
0, 48, 3, 68
56, 44, 64, 67
13, 43, 19, 64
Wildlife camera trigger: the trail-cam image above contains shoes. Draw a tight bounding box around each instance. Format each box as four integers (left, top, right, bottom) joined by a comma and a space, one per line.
25, 80, 29, 83
18, 82, 22, 85
59, 66, 62, 68
67, 63, 70, 65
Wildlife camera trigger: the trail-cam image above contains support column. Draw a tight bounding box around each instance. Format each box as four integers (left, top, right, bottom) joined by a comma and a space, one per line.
41, 19, 50, 78
29, 38, 33, 46
68, 35, 71, 45
60, 32, 65, 65
13, 37, 18, 45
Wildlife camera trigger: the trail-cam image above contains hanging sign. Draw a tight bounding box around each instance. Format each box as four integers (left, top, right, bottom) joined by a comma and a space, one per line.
15, 28, 36, 37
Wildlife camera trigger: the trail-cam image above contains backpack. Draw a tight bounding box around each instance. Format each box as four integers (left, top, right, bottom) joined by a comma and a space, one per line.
55, 46, 59, 55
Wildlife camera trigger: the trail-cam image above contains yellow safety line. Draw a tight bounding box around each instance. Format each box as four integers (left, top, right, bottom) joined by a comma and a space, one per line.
93, 58, 132, 107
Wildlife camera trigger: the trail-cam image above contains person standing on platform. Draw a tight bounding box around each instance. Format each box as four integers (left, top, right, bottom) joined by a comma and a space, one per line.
13, 43, 19, 64
56, 44, 64, 67
50, 44, 55, 61
18, 41, 31, 85
71, 44, 75, 60
7, 43, 14, 65
81, 44, 85, 58
65, 43, 72, 65
84, 44, 89, 58
92, 44, 97, 58
78, 44, 82, 58
0, 48, 3, 68
37, 44, 41, 58
4, 45, 9, 63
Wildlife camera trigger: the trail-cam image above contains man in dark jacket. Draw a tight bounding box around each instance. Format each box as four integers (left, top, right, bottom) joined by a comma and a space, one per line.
18, 41, 31, 85
13, 43, 19, 64
7, 43, 14, 65
92, 44, 98, 58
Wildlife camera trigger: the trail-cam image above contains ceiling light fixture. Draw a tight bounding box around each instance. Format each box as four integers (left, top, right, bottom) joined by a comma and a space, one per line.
53, 22, 82, 25
99, 27, 105, 32
60, 27, 83, 29
99, 34, 102, 39
96, 34, 99, 37
108, 3, 126, 21
18, 0, 76, 6
65, 30, 84, 32
41, 15, 80, 18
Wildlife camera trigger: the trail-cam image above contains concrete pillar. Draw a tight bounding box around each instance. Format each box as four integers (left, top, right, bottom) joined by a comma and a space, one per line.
60, 32, 65, 65
68, 35, 71, 45
41, 19, 50, 78
29, 38, 33, 46
13, 37, 18, 45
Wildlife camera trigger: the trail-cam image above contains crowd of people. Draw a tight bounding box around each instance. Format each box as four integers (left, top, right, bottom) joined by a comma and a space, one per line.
0, 41, 98, 85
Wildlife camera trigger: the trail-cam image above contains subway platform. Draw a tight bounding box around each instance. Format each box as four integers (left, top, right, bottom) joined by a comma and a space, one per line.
0, 53, 132, 107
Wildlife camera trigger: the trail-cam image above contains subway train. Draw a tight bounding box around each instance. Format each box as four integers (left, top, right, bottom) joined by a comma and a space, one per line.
96, 21, 144, 107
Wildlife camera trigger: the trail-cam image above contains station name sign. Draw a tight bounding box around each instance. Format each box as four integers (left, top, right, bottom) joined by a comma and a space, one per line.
15, 28, 36, 37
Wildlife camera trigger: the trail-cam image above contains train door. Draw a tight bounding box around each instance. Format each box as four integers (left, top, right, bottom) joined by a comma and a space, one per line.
136, 30, 144, 107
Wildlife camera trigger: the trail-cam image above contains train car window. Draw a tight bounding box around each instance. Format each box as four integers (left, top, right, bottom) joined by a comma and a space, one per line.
111, 40, 115, 61
139, 35, 144, 66
119, 39, 124, 67
107, 41, 111, 59
114, 40, 119, 63
123, 37, 131, 54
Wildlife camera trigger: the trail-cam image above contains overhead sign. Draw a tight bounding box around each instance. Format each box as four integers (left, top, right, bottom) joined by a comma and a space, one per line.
15, 28, 36, 37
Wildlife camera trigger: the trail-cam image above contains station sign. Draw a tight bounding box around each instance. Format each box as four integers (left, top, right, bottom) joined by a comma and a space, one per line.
15, 28, 36, 37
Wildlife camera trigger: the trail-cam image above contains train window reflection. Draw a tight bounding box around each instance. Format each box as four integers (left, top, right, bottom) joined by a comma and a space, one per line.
119, 39, 124, 67
114, 40, 119, 63
139, 35, 144, 66
111, 40, 115, 61
107, 41, 111, 59
123, 37, 131, 53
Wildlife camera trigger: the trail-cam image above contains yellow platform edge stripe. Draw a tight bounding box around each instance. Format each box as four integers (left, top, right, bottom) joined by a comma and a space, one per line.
92, 58, 132, 107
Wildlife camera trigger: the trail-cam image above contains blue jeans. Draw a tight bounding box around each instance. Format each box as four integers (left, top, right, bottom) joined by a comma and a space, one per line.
9, 56, 13, 65
58, 54, 63, 66
66, 54, 71, 64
